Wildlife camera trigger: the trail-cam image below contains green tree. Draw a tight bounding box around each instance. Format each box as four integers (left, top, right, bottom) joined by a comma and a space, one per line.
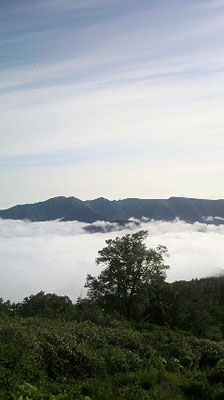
85, 230, 169, 320
18, 291, 73, 318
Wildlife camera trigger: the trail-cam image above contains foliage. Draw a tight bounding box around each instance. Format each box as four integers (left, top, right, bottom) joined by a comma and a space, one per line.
17, 291, 74, 318
85, 231, 169, 320
1, 314, 224, 399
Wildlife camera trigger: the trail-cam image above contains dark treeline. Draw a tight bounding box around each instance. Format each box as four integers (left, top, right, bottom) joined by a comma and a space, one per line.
1, 276, 224, 340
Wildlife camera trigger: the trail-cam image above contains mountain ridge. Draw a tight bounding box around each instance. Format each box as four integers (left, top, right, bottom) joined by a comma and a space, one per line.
1, 195, 224, 224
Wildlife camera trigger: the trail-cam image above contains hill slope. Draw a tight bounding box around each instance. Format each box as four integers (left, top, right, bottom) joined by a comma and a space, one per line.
0, 196, 103, 223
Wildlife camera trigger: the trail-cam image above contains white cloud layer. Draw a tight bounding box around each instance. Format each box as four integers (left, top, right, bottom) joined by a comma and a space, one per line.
1, 218, 224, 302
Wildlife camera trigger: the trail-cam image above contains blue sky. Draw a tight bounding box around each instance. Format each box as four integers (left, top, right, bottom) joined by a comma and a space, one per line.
1, 0, 224, 208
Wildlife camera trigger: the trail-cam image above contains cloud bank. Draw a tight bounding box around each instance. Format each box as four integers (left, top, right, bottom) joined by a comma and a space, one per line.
1, 218, 224, 302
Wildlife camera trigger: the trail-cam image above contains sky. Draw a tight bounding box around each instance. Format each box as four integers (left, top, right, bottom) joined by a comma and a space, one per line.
1, 0, 224, 208
1, 218, 224, 302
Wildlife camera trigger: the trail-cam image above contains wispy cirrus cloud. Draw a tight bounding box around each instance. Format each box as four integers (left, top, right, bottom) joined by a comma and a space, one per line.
195, 0, 224, 9
1, 0, 224, 206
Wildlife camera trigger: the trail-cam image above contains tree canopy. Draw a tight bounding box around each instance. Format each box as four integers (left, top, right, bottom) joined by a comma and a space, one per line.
18, 291, 73, 317
85, 230, 169, 320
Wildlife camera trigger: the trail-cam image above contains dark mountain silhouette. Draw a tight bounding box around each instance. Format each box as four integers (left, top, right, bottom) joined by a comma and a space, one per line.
0, 196, 224, 224
0, 196, 103, 223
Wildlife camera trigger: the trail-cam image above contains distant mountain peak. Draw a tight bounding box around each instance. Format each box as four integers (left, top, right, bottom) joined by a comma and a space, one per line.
92, 197, 109, 201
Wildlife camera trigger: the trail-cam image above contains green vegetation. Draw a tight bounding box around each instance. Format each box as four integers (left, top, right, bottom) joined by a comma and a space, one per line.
1, 231, 224, 399
85, 231, 169, 320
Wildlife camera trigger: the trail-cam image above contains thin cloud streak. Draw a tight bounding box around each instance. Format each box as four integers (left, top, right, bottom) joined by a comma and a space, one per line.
1, 47, 224, 96
195, 0, 224, 9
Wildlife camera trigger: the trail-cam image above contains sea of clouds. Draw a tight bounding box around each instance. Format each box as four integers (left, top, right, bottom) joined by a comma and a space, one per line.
1, 217, 224, 302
